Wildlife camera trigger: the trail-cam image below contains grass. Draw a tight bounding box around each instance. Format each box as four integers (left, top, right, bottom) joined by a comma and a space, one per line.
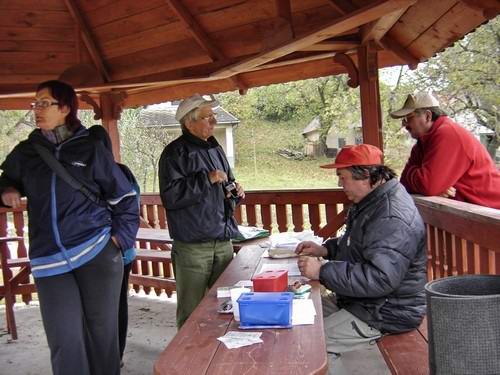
232, 119, 338, 190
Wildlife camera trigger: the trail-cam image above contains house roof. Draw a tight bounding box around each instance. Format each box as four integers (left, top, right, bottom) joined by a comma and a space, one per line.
140, 105, 239, 128
0, 1, 498, 109
302, 116, 321, 135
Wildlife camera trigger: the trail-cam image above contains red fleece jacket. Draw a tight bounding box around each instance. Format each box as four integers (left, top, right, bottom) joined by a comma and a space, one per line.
401, 116, 500, 209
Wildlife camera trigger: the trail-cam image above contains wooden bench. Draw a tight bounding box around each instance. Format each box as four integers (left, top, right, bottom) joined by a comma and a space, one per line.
130, 248, 176, 297
0, 237, 36, 340
377, 316, 429, 374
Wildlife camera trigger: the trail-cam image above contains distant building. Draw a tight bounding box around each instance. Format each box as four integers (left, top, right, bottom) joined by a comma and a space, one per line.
139, 101, 240, 167
301, 117, 323, 157
325, 123, 363, 158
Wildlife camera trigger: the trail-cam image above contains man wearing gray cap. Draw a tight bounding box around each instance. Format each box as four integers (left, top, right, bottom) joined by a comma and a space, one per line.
158, 94, 244, 328
391, 92, 500, 209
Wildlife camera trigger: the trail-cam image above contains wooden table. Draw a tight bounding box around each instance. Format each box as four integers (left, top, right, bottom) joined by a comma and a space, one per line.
154, 244, 327, 375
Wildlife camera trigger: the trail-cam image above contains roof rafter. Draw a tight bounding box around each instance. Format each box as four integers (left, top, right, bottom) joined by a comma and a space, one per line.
275, 0, 295, 37
326, 0, 357, 15
63, 0, 110, 82
164, 0, 247, 93
378, 34, 420, 69
211, 0, 417, 79
361, 7, 408, 43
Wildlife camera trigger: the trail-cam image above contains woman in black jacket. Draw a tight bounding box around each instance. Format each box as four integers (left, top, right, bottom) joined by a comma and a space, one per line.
0, 80, 139, 375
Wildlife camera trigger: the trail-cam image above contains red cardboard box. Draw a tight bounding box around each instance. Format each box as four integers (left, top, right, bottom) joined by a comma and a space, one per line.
252, 270, 288, 292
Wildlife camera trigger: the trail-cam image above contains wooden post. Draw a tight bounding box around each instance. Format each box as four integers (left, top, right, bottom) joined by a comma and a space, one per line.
358, 41, 383, 150
99, 91, 127, 162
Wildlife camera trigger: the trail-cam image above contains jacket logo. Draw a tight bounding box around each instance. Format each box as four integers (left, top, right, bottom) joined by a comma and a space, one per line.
71, 161, 87, 167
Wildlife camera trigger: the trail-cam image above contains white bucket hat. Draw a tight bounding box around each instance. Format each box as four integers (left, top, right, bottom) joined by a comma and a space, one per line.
175, 94, 219, 122
390, 92, 440, 119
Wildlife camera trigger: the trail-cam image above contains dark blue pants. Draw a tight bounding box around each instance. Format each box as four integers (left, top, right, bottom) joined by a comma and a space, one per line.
119, 262, 132, 359
35, 240, 123, 375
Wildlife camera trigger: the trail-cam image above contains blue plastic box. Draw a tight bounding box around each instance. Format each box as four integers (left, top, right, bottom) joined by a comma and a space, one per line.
237, 292, 293, 329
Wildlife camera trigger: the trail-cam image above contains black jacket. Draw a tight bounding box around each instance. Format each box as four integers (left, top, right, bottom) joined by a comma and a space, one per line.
158, 130, 239, 243
319, 179, 427, 333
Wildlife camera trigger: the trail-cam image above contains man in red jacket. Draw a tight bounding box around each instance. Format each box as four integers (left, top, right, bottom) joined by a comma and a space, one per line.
391, 92, 500, 209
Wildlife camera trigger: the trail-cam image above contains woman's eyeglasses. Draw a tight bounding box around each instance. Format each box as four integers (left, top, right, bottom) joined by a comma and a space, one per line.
30, 100, 59, 109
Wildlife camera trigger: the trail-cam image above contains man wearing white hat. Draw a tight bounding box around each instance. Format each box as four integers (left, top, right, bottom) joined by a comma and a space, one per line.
158, 94, 244, 328
391, 92, 500, 209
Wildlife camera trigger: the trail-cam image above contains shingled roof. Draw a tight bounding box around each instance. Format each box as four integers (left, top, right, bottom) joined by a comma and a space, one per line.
139, 105, 239, 128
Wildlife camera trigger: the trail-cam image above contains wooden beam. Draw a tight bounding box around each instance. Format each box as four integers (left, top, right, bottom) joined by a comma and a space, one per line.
100, 91, 127, 162
164, 0, 223, 62
298, 40, 360, 51
358, 41, 383, 150
164, 0, 247, 93
459, 0, 500, 19
276, 0, 295, 37
211, 0, 417, 79
326, 0, 357, 15
361, 7, 409, 44
378, 34, 420, 69
62, 0, 110, 82
333, 53, 359, 88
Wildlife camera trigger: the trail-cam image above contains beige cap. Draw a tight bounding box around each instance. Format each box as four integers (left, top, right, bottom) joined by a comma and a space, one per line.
390, 92, 440, 119
175, 94, 219, 122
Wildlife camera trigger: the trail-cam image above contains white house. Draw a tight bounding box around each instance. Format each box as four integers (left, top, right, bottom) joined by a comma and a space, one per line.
139, 101, 240, 167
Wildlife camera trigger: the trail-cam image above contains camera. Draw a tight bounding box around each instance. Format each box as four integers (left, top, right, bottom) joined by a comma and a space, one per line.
224, 182, 239, 198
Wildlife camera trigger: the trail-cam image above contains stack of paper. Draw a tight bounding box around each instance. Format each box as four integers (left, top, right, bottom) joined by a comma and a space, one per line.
269, 231, 323, 252
217, 331, 263, 349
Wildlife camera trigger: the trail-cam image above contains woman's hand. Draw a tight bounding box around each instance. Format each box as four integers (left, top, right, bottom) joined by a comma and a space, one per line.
1, 187, 22, 208
295, 241, 328, 257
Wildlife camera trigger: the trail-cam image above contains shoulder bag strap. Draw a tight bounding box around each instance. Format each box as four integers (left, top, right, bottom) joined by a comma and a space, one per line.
32, 142, 107, 207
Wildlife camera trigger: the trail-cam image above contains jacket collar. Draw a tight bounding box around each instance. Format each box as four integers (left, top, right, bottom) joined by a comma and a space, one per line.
418, 115, 448, 142
181, 128, 220, 149
350, 179, 399, 217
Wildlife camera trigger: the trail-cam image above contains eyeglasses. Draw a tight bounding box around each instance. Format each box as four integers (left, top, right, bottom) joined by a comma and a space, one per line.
30, 100, 59, 109
198, 113, 217, 121
402, 112, 416, 125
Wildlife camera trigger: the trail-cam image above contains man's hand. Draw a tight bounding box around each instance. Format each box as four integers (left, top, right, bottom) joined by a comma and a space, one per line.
1, 187, 22, 208
297, 256, 322, 280
440, 186, 456, 198
235, 182, 245, 199
208, 170, 228, 184
295, 241, 328, 257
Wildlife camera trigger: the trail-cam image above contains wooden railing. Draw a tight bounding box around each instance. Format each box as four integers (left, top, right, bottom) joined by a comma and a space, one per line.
140, 189, 351, 239
414, 196, 500, 281
2, 191, 499, 303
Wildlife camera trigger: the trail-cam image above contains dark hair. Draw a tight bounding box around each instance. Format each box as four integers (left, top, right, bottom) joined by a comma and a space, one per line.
36, 80, 82, 131
348, 165, 397, 187
415, 107, 446, 121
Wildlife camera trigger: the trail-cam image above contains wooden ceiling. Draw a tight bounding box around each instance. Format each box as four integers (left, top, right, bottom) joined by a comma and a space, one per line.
0, 0, 498, 109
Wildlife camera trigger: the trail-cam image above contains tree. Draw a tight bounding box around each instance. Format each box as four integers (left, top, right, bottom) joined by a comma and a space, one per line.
119, 108, 174, 192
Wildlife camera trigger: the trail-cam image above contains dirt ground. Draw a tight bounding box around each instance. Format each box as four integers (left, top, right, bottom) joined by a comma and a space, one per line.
0, 291, 177, 375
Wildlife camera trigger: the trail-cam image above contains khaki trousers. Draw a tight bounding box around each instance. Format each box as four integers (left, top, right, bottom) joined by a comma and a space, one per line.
172, 239, 233, 328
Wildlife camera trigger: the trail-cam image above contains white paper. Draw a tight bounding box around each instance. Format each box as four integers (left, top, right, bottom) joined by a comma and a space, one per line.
233, 280, 253, 288
292, 299, 316, 325
217, 331, 263, 349
259, 262, 301, 276
269, 231, 323, 251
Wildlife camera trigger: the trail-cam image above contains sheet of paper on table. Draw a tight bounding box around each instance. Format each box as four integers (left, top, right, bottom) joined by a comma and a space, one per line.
217, 331, 263, 349
292, 299, 316, 325
259, 262, 301, 276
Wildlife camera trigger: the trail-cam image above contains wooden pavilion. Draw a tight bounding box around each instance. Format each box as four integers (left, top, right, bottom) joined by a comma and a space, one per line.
1, 0, 499, 159
1, 1, 500, 372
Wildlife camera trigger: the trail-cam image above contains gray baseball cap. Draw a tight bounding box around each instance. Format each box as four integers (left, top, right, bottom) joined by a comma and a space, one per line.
390, 92, 440, 119
175, 94, 219, 122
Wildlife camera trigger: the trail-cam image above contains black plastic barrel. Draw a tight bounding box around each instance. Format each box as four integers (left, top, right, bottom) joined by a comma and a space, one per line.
425, 275, 500, 374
